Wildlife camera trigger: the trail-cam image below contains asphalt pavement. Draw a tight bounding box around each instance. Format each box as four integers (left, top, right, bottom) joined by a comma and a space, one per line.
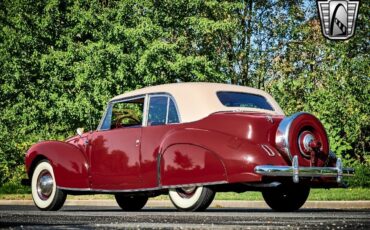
1, 202, 370, 229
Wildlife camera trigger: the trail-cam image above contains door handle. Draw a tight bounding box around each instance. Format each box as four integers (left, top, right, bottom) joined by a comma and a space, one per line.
135, 139, 140, 146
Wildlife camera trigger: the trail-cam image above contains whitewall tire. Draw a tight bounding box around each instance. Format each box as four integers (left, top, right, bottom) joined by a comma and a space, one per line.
168, 186, 215, 211
31, 160, 66, 211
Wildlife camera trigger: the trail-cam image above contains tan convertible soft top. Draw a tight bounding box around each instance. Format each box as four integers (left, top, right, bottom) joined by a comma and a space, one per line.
111, 82, 284, 123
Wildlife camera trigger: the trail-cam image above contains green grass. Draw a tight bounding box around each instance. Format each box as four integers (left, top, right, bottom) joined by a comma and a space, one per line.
1, 188, 369, 201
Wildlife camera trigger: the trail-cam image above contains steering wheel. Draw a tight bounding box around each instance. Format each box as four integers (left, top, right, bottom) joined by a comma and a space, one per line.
115, 115, 141, 128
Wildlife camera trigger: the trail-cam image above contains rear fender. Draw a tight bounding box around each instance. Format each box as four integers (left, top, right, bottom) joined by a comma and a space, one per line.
159, 128, 288, 184
26, 141, 89, 189
160, 143, 227, 186
159, 128, 228, 186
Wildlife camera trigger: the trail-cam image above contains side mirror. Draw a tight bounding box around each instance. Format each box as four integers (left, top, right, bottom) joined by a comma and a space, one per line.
77, 128, 84, 137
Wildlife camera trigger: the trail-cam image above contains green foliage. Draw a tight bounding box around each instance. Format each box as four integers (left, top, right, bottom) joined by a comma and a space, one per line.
267, 1, 369, 165
344, 160, 370, 188
0, 0, 369, 189
265, 1, 369, 186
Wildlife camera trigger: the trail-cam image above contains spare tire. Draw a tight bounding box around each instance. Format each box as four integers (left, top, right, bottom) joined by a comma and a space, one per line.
275, 112, 329, 167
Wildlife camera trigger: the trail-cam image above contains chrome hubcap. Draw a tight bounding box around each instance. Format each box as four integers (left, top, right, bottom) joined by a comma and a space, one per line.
298, 131, 315, 158
302, 134, 314, 151
176, 187, 197, 198
37, 170, 54, 200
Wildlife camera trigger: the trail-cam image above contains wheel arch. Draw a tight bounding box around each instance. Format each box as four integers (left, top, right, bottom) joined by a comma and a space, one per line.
27, 154, 48, 178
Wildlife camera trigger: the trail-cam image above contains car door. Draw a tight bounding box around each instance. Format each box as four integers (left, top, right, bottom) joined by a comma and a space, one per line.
89, 96, 145, 190
140, 94, 180, 188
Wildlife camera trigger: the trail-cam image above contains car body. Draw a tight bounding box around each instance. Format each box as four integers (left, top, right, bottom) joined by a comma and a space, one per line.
23, 82, 354, 211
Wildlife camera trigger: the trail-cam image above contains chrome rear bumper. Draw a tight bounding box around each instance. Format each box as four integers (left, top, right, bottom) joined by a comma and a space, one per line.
255, 156, 354, 183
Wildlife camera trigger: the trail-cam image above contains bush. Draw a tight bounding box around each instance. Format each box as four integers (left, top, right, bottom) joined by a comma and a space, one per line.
0, 165, 30, 194
345, 161, 370, 188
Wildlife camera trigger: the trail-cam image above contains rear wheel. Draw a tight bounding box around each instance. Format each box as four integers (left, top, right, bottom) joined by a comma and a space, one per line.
31, 160, 66, 211
115, 194, 148, 211
262, 184, 310, 212
169, 186, 215, 211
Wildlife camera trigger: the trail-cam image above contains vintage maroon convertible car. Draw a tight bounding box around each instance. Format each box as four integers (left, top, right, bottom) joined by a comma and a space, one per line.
23, 83, 354, 211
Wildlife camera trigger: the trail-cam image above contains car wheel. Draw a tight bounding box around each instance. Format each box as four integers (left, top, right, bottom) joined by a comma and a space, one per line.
168, 186, 215, 211
31, 160, 66, 211
115, 194, 148, 211
262, 184, 310, 212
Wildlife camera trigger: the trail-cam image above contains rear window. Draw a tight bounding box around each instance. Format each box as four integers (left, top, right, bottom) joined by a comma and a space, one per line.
217, 92, 273, 111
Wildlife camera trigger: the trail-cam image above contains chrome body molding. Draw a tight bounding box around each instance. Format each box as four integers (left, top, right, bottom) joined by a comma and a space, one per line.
261, 144, 275, 157
161, 181, 228, 189
57, 181, 228, 193
254, 155, 354, 184
58, 186, 160, 193
58, 187, 92, 192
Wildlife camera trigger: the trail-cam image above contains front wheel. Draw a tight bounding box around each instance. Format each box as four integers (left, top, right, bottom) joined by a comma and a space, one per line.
262, 184, 310, 212
169, 186, 215, 211
31, 160, 66, 211
115, 194, 148, 211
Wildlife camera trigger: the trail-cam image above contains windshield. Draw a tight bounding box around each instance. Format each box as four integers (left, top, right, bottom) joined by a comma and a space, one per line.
217, 91, 274, 111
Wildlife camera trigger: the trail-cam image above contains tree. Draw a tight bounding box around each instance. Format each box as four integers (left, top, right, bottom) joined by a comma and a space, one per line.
0, 0, 368, 188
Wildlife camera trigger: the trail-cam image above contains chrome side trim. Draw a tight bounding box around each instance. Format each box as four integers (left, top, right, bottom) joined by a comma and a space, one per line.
57, 181, 228, 193
57, 187, 91, 192
161, 181, 228, 189
58, 186, 159, 193
254, 156, 354, 184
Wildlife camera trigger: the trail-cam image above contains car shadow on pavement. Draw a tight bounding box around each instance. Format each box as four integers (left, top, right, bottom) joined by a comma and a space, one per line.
60, 207, 364, 213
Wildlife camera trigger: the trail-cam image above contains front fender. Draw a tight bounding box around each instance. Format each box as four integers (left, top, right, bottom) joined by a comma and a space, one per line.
26, 141, 89, 189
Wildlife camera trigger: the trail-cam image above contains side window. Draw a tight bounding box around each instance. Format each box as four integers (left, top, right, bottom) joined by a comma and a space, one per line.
148, 96, 167, 126
100, 97, 144, 130
100, 105, 112, 130
148, 96, 179, 126
168, 98, 179, 124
